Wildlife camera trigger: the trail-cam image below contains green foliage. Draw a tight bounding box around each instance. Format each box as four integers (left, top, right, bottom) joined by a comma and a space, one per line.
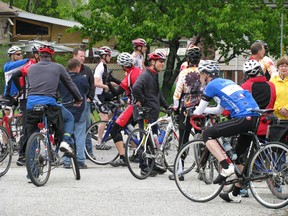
53, 53, 72, 67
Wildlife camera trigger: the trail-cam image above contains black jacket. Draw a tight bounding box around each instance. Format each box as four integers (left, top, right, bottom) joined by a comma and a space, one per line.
132, 67, 168, 120
80, 64, 95, 101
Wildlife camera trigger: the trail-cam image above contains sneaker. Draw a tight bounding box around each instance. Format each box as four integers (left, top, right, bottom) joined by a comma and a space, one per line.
140, 168, 157, 177
153, 165, 167, 174
129, 154, 139, 163
240, 189, 249, 197
96, 144, 112, 150
213, 164, 235, 184
109, 158, 127, 167
168, 174, 184, 181
60, 141, 74, 155
78, 163, 88, 169
63, 163, 71, 169
16, 156, 25, 166
219, 192, 242, 203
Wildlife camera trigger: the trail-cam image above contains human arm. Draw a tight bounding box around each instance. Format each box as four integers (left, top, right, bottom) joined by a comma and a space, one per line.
173, 71, 184, 109
107, 83, 125, 96
132, 74, 146, 105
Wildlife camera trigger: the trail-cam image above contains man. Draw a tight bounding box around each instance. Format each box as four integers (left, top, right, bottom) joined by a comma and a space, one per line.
106, 52, 141, 167
60, 58, 89, 169
72, 48, 96, 159
17, 44, 83, 166
193, 60, 259, 203
131, 38, 147, 71
132, 51, 169, 176
4, 46, 28, 104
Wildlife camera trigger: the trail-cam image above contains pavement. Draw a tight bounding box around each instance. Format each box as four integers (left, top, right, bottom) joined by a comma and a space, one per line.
0, 159, 288, 216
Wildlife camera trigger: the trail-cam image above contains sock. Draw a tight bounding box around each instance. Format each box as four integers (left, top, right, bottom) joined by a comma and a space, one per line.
220, 159, 229, 169
232, 186, 241, 196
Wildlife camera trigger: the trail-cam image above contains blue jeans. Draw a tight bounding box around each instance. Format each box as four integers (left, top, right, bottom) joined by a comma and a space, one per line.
85, 101, 93, 156
74, 106, 87, 164
61, 106, 74, 145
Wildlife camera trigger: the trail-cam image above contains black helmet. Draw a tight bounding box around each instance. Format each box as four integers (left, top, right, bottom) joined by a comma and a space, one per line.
186, 45, 202, 60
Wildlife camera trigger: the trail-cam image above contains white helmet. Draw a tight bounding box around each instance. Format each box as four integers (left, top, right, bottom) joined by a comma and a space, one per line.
117, 52, 134, 67
198, 60, 220, 75
7, 46, 21, 56
243, 60, 263, 77
97, 46, 112, 56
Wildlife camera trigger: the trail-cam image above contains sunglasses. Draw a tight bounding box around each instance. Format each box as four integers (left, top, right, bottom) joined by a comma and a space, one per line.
14, 53, 22, 56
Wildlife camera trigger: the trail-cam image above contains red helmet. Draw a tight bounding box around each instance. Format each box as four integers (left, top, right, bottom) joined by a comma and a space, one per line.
148, 51, 166, 61
38, 45, 55, 55
132, 38, 147, 47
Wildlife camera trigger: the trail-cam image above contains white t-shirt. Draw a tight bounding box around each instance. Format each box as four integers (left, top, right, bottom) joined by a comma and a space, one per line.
94, 61, 105, 96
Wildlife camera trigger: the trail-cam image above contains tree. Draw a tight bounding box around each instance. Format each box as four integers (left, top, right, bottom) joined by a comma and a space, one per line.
71, 0, 287, 98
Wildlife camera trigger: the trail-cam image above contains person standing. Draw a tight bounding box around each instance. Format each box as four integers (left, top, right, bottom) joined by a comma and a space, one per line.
132, 51, 169, 176
131, 38, 147, 71
60, 58, 89, 169
72, 48, 96, 159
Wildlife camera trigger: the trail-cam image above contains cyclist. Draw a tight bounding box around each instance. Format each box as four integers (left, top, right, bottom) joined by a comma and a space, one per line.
255, 40, 277, 80
179, 44, 201, 71
94, 46, 114, 150
169, 45, 203, 181
131, 38, 147, 71
193, 60, 259, 203
106, 52, 141, 167
132, 51, 170, 176
4, 46, 28, 105
17, 45, 83, 166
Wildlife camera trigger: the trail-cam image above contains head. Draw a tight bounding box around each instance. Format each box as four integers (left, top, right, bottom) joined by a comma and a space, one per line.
243, 60, 264, 78
250, 42, 265, 60
255, 40, 268, 52
276, 57, 288, 79
117, 52, 134, 69
72, 47, 85, 64
38, 44, 55, 59
97, 46, 112, 63
7, 46, 23, 61
31, 45, 40, 62
67, 58, 81, 73
186, 45, 202, 66
132, 38, 147, 55
198, 60, 220, 82
148, 51, 166, 72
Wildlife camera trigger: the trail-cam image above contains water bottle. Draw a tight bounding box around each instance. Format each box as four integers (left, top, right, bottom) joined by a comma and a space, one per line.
127, 124, 134, 132
222, 138, 237, 161
158, 129, 166, 144
153, 134, 161, 150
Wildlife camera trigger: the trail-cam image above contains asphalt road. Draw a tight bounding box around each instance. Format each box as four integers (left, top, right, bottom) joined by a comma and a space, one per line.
0, 159, 288, 216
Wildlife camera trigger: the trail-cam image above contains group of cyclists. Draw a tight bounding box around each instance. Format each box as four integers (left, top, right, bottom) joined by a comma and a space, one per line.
2, 38, 288, 204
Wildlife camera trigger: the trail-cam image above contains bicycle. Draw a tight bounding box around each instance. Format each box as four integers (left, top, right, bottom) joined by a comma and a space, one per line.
173, 109, 288, 209
124, 107, 180, 180
85, 100, 132, 165
25, 104, 80, 187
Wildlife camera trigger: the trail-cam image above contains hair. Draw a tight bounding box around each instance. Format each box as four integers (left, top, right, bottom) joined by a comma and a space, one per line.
276, 56, 288, 68
72, 47, 85, 56
250, 42, 264, 55
67, 58, 81, 71
39, 52, 52, 59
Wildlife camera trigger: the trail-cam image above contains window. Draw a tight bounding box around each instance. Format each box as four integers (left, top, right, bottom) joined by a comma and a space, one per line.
15, 20, 49, 35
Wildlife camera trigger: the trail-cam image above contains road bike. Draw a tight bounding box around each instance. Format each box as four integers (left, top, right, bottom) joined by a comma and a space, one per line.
173, 109, 288, 209
25, 104, 80, 186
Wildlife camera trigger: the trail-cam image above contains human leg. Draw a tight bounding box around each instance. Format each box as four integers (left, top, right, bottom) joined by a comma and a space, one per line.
84, 101, 94, 157
74, 112, 87, 167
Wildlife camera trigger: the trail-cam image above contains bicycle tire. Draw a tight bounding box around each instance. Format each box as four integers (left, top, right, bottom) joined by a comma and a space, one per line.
163, 129, 179, 173
248, 142, 288, 209
173, 139, 223, 202
25, 132, 51, 187
125, 128, 155, 180
71, 154, 81, 180
0, 126, 12, 177
85, 121, 118, 165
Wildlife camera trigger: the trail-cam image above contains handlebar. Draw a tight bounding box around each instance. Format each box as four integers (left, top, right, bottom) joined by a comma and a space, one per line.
189, 115, 206, 131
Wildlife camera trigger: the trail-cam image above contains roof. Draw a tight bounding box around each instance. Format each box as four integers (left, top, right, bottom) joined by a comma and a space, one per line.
16, 40, 74, 53
0, 2, 18, 16
17, 11, 82, 28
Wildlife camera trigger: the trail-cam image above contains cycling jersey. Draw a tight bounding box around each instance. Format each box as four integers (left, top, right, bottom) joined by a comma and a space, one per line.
132, 52, 144, 71
202, 78, 259, 118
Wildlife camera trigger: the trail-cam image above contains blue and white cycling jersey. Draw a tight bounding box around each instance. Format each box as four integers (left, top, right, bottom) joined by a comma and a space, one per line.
204, 78, 259, 118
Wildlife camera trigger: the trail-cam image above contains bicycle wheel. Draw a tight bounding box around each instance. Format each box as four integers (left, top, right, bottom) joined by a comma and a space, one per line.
85, 121, 118, 165
173, 139, 223, 202
125, 128, 155, 180
0, 126, 12, 177
248, 142, 288, 209
70, 154, 81, 180
26, 132, 51, 187
163, 129, 179, 172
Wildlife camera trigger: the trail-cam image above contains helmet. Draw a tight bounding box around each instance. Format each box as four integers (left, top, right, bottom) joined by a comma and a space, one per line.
117, 52, 134, 67
255, 40, 268, 50
198, 60, 220, 75
31, 45, 39, 53
132, 38, 147, 47
7, 46, 21, 55
148, 51, 166, 61
38, 45, 55, 55
97, 46, 112, 56
243, 60, 263, 77
186, 45, 202, 59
